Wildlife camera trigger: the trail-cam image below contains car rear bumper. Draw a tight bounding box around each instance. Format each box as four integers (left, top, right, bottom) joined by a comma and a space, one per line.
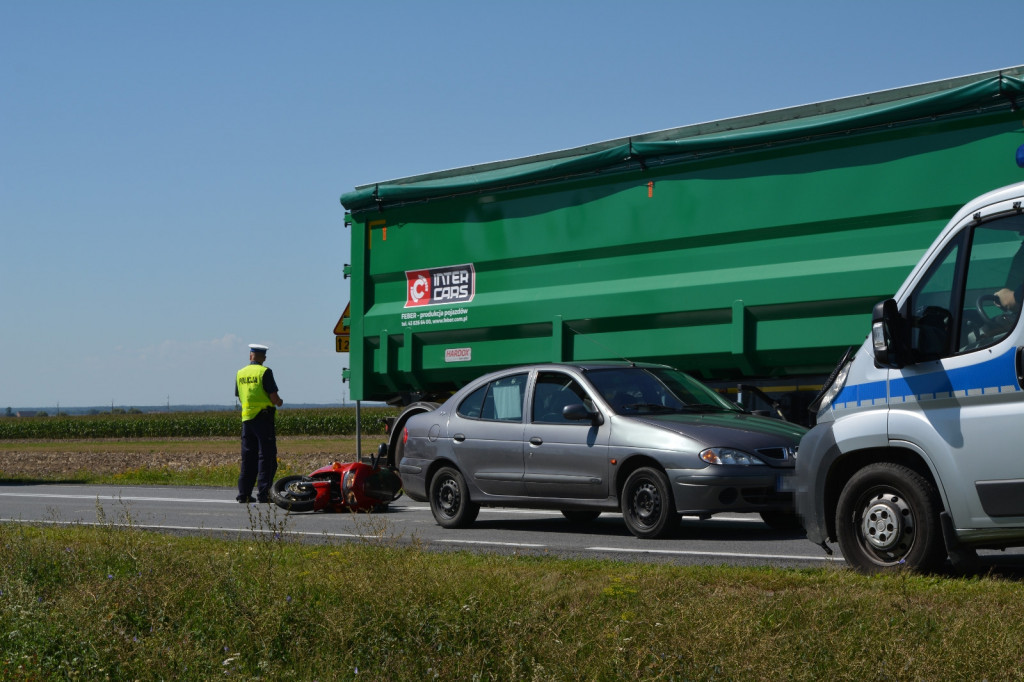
397, 459, 429, 502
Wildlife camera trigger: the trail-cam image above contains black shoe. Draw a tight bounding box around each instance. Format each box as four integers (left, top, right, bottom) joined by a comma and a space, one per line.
257, 496, 270, 504
236, 496, 255, 503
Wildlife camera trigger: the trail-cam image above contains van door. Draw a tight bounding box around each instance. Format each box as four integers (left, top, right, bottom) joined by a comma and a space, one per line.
888, 212, 1024, 528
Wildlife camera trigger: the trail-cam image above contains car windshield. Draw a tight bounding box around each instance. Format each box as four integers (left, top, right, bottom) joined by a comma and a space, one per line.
584, 367, 741, 415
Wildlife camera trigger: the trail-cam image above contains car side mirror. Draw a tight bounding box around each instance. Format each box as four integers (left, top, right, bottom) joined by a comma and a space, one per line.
563, 403, 604, 425
872, 298, 911, 368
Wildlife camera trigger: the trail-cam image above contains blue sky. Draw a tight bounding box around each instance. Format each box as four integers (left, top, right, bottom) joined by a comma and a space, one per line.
2, 1, 1022, 408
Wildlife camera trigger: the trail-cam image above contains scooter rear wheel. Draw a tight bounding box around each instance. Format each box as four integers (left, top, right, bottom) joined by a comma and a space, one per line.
270, 475, 317, 512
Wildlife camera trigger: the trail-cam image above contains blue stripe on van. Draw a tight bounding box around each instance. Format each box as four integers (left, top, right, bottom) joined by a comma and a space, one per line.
835, 347, 1021, 410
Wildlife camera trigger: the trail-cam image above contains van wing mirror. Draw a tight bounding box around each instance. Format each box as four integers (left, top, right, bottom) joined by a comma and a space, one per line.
872, 299, 911, 368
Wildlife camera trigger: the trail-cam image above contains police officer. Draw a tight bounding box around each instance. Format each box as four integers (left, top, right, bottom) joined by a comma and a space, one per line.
235, 343, 284, 503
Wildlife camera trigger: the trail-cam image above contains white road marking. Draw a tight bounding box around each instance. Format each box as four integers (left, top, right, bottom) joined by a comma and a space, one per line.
435, 539, 547, 548
0, 492, 238, 504
586, 546, 842, 562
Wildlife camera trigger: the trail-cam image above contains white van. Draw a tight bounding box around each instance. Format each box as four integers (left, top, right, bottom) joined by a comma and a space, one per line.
796, 176, 1024, 572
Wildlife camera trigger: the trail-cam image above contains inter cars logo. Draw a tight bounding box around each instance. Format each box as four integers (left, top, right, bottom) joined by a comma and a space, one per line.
405, 264, 475, 308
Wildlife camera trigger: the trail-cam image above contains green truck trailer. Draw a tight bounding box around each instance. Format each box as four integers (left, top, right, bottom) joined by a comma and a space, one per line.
339, 66, 1024, 426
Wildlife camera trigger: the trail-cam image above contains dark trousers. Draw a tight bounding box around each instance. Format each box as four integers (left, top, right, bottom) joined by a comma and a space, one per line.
238, 409, 278, 501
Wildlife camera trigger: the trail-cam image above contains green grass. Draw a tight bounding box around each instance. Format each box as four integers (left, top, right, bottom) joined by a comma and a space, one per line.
2, 518, 1024, 680
3, 422, 1024, 678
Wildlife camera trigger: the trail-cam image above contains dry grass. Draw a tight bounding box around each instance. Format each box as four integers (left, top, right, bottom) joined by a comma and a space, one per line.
0, 435, 386, 482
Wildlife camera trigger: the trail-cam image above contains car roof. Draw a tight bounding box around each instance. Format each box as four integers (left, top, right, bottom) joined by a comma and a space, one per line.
505, 361, 673, 373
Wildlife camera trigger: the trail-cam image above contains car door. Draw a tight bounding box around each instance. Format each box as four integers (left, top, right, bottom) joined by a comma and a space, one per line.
523, 370, 610, 499
887, 213, 1024, 527
448, 372, 528, 497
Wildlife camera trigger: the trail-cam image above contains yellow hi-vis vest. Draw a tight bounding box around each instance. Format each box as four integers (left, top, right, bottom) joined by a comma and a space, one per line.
237, 364, 273, 421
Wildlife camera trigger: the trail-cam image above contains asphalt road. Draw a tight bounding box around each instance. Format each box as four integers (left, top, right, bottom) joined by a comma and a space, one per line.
3, 482, 1024, 575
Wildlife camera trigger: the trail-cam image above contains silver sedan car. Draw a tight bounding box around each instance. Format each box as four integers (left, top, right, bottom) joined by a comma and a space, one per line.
397, 362, 806, 539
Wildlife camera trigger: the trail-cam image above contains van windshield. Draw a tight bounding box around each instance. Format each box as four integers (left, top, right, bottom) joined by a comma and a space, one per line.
584, 367, 741, 415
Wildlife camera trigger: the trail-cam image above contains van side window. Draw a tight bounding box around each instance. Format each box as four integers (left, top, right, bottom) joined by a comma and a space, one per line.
904, 214, 1024, 361
906, 237, 962, 362
456, 373, 528, 422
959, 216, 1024, 353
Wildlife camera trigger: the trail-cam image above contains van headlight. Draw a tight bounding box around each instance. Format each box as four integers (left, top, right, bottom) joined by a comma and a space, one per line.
700, 447, 766, 466
815, 360, 852, 414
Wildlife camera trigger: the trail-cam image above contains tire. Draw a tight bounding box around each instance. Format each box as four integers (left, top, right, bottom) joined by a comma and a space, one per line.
759, 510, 803, 531
621, 467, 678, 539
270, 475, 317, 512
835, 462, 946, 573
561, 510, 602, 524
429, 466, 480, 529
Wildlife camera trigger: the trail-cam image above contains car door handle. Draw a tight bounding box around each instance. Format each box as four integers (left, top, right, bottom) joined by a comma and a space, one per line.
529, 437, 543, 446
453, 433, 466, 443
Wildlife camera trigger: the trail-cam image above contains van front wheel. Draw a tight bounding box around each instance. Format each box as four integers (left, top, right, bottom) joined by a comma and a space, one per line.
835, 462, 946, 573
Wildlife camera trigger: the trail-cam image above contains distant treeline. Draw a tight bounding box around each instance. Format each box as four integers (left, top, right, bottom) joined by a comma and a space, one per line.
0, 407, 399, 439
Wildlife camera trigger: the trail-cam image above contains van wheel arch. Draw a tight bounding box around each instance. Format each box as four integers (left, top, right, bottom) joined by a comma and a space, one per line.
823, 447, 942, 542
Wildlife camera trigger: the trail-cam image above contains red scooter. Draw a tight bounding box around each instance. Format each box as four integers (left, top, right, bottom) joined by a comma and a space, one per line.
269, 445, 402, 512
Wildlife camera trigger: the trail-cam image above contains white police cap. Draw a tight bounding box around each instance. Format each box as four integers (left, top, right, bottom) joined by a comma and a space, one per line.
248, 343, 269, 354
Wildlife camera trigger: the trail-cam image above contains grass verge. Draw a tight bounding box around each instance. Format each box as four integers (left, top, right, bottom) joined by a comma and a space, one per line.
0, 436, 383, 486
2, 519, 1024, 680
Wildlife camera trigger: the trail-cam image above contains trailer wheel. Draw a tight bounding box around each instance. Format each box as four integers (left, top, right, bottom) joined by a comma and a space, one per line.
835, 462, 946, 573
621, 467, 678, 539
429, 466, 480, 529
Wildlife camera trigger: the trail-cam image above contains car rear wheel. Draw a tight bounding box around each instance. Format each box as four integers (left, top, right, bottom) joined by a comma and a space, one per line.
429, 466, 480, 529
621, 467, 678, 539
835, 462, 946, 573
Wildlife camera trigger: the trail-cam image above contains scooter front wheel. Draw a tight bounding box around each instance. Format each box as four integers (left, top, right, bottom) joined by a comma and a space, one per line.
270, 475, 317, 512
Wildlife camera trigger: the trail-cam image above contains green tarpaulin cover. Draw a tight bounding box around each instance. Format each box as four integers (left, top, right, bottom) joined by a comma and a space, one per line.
341, 73, 1024, 214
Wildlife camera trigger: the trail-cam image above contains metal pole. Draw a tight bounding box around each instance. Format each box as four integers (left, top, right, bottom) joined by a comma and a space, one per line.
355, 400, 362, 462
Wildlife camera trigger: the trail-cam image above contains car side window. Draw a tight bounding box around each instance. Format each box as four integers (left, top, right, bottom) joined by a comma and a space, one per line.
457, 384, 487, 419
457, 373, 527, 422
532, 372, 595, 424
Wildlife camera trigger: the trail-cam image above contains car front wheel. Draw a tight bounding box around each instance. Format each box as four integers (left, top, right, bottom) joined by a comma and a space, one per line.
835, 462, 946, 573
429, 466, 480, 529
621, 467, 678, 539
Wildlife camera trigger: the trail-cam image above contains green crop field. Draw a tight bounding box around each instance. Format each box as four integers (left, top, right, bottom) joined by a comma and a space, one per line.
0, 407, 398, 440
